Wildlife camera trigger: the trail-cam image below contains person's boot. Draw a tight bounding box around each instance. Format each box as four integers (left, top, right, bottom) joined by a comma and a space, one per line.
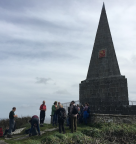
7, 134, 12, 138
29, 133, 32, 137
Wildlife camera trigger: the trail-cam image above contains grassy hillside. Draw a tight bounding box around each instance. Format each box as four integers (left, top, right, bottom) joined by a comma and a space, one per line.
1, 122, 136, 144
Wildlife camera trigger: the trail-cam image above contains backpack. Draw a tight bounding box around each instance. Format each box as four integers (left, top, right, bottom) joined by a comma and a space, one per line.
58, 109, 66, 120
72, 106, 78, 115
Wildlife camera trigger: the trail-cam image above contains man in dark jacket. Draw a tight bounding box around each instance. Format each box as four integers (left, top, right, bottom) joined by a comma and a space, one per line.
7, 107, 18, 138
70, 101, 78, 133
29, 115, 40, 137
56, 105, 66, 134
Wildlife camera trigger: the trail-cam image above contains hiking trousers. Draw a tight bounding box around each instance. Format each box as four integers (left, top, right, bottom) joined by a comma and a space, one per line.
8, 119, 15, 135
71, 116, 77, 133
40, 110, 45, 124
58, 120, 65, 133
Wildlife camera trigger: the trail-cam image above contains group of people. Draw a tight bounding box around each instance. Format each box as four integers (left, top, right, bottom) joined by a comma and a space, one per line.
6, 101, 46, 138
51, 101, 66, 133
51, 101, 91, 134
5, 100, 90, 138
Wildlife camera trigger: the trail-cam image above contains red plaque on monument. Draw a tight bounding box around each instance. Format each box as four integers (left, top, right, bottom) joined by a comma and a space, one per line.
98, 49, 106, 58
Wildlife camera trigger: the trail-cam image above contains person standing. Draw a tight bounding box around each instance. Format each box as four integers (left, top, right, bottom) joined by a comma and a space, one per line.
51, 101, 58, 126
7, 107, 18, 138
83, 103, 89, 125
68, 102, 72, 129
70, 101, 78, 133
39, 101, 46, 126
29, 115, 40, 137
56, 104, 66, 134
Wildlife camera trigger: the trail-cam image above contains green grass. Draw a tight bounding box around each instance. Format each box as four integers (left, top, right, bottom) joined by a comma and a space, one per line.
2, 123, 136, 144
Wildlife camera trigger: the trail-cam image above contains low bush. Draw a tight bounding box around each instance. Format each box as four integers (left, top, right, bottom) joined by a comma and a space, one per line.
0, 116, 31, 131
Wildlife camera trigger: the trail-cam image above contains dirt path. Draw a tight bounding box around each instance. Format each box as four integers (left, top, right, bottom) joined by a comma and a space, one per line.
0, 140, 8, 144
5, 127, 58, 141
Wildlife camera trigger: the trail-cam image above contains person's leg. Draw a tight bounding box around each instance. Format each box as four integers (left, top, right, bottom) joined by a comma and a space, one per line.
4, 129, 9, 136
53, 114, 55, 126
74, 117, 77, 132
55, 114, 57, 126
59, 121, 61, 133
69, 117, 71, 129
43, 111, 45, 124
12, 121, 16, 132
41, 111, 45, 124
36, 119, 40, 135
8, 119, 15, 135
71, 116, 74, 133
40, 111, 42, 124
29, 124, 34, 134
62, 120, 65, 133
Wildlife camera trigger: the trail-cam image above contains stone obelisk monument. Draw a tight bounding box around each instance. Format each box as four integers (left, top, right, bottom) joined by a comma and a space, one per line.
79, 4, 129, 107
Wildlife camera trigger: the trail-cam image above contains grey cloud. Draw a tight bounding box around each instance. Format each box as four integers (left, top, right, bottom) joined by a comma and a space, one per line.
55, 90, 70, 95
36, 77, 51, 84
19, 104, 36, 109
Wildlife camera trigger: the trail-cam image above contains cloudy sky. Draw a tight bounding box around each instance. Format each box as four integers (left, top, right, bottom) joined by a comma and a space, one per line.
0, 0, 136, 120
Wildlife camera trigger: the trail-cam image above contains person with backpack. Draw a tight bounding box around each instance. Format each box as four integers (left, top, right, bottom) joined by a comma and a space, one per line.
56, 104, 66, 134
39, 101, 46, 127
70, 101, 78, 133
7, 107, 18, 138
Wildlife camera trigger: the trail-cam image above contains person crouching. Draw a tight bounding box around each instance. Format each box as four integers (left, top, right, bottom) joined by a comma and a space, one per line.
56, 104, 66, 134
29, 115, 40, 137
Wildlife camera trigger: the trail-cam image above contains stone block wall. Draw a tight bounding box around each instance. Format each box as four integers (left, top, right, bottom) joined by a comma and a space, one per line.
89, 113, 136, 124
80, 75, 129, 108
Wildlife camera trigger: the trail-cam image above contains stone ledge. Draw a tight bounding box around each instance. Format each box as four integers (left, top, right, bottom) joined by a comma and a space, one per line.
91, 113, 136, 117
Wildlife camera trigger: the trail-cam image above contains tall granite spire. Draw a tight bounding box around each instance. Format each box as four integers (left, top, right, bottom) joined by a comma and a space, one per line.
87, 4, 120, 79
79, 4, 129, 110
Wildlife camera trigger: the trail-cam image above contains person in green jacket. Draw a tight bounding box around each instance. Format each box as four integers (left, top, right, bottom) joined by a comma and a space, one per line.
52, 101, 58, 126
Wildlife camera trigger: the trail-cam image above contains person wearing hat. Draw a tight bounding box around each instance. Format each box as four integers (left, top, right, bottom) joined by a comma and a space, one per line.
51, 101, 58, 126
56, 104, 66, 134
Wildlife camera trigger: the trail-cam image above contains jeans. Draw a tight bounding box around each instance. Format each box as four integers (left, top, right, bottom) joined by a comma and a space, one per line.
53, 114, 57, 126
83, 111, 89, 125
30, 118, 40, 134
8, 119, 15, 135
40, 111, 45, 124
4, 129, 9, 136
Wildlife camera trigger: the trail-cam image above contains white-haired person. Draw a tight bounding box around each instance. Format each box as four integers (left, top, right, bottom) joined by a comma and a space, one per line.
56, 104, 66, 134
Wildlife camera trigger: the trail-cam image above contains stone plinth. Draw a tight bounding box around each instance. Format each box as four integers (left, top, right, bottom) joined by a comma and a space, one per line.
89, 113, 136, 124
80, 75, 129, 106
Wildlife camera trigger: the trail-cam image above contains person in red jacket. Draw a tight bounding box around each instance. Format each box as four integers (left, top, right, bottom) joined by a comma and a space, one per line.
39, 101, 46, 126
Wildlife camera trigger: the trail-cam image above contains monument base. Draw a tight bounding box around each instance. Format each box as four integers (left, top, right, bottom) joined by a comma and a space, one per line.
79, 75, 129, 107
